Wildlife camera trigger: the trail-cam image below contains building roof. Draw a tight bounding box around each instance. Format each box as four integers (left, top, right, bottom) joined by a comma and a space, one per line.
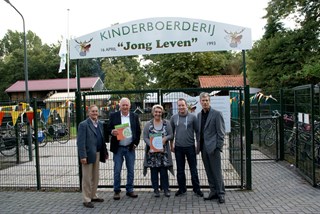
5, 77, 102, 92
198, 75, 248, 88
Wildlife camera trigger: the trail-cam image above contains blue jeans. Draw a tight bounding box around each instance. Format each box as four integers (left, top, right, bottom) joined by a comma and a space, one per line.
175, 145, 201, 192
113, 146, 135, 193
150, 167, 169, 191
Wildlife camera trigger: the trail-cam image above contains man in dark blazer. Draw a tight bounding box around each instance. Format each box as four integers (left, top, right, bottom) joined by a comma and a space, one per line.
77, 105, 107, 208
197, 92, 226, 204
107, 97, 141, 200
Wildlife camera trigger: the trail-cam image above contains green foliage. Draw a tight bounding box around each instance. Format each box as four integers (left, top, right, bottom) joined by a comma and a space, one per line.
102, 56, 146, 90
144, 52, 236, 89
0, 30, 105, 100
248, 0, 320, 92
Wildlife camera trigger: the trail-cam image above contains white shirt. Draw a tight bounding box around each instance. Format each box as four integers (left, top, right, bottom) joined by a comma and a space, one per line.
119, 112, 132, 146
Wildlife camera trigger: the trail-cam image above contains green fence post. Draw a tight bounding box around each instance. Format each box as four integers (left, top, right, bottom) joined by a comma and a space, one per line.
311, 84, 316, 186
244, 85, 252, 190
32, 98, 41, 190
75, 91, 83, 190
279, 89, 284, 160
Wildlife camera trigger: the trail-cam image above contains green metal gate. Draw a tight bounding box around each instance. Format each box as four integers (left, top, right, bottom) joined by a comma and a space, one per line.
78, 87, 249, 190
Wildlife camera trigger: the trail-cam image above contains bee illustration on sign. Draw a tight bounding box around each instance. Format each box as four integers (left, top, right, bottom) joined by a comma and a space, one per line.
75, 38, 93, 56
224, 28, 245, 48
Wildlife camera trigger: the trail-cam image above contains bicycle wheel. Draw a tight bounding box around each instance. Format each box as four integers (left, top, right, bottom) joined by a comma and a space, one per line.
22, 128, 49, 149
0, 136, 17, 157
260, 119, 274, 132
264, 129, 276, 147
315, 144, 320, 165
22, 135, 35, 150
284, 130, 296, 155
299, 133, 312, 160
57, 128, 70, 144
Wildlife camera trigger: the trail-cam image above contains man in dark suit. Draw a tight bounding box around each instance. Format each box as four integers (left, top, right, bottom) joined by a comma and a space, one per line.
107, 97, 141, 200
77, 105, 107, 208
197, 92, 226, 204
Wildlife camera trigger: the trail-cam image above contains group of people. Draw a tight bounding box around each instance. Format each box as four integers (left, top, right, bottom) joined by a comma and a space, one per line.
76, 92, 226, 208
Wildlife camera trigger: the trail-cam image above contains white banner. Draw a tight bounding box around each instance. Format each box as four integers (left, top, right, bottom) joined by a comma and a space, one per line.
70, 17, 252, 59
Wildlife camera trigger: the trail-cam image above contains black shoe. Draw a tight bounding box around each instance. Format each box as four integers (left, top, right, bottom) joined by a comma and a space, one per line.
154, 189, 160, 198
204, 193, 219, 200
91, 198, 104, 202
164, 190, 171, 197
126, 192, 138, 198
113, 192, 120, 200
218, 195, 225, 204
194, 190, 203, 197
175, 190, 186, 197
83, 202, 94, 208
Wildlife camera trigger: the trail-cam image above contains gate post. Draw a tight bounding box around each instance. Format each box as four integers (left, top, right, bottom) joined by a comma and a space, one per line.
244, 85, 252, 190
75, 91, 83, 190
32, 98, 41, 190
242, 50, 252, 190
279, 89, 284, 160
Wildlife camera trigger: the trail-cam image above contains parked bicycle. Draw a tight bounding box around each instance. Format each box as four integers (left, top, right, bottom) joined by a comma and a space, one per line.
37, 120, 70, 147
263, 110, 281, 147
283, 116, 320, 164
0, 122, 36, 156
297, 121, 320, 163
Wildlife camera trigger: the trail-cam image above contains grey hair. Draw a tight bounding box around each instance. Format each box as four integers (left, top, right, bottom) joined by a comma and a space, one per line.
88, 104, 98, 110
119, 97, 131, 105
199, 92, 210, 100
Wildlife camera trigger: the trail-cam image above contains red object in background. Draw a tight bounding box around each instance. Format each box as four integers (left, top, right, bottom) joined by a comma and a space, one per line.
26, 111, 34, 125
0, 111, 4, 126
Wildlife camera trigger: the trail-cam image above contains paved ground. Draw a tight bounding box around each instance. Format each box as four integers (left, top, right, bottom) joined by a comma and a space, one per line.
0, 160, 319, 214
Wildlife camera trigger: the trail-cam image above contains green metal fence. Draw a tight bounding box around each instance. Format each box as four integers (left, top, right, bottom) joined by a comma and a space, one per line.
0, 87, 249, 191
250, 84, 320, 187
80, 88, 247, 190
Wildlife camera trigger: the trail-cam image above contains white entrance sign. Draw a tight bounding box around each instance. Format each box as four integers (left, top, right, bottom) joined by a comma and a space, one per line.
70, 17, 252, 59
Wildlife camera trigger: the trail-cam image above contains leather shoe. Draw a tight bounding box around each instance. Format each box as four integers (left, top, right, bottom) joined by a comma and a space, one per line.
113, 192, 120, 200
91, 198, 104, 202
126, 192, 138, 198
204, 193, 219, 200
154, 189, 160, 198
175, 190, 186, 196
218, 195, 225, 204
164, 190, 171, 197
83, 202, 94, 208
194, 190, 204, 197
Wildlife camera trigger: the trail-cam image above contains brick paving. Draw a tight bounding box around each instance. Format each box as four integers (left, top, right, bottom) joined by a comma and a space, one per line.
0, 160, 319, 213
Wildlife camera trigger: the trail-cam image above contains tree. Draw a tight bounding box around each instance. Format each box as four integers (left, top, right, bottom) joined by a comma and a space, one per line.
101, 56, 148, 91
144, 52, 235, 89
247, 0, 320, 93
0, 30, 107, 100
0, 30, 72, 99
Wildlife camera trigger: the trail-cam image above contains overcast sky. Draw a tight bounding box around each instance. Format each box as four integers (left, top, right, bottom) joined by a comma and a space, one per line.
1, 0, 270, 45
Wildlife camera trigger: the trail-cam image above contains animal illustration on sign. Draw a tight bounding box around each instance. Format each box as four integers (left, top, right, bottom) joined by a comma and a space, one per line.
75, 38, 93, 56
224, 28, 245, 48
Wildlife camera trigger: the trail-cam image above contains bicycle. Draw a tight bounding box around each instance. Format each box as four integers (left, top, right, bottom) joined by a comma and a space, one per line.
37, 120, 70, 147
282, 114, 296, 155
284, 126, 296, 156
283, 118, 320, 164
263, 110, 281, 147
0, 122, 37, 156
298, 121, 320, 163
0, 122, 17, 156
